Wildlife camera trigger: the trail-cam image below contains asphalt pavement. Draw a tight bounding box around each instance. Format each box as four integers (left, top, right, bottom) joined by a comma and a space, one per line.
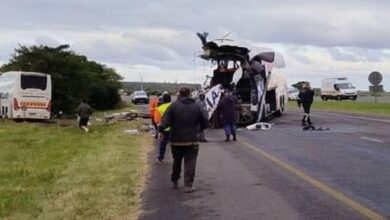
138, 107, 390, 220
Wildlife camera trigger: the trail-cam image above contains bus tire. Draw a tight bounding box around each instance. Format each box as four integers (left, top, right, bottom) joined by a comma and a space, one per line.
275, 96, 284, 117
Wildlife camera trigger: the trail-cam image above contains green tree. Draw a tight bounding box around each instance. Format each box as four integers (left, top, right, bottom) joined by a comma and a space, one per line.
0, 45, 123, 113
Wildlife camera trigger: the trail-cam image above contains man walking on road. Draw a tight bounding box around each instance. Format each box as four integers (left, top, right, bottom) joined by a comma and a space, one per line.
158, 87, 208, 193
297, 83, 315, 126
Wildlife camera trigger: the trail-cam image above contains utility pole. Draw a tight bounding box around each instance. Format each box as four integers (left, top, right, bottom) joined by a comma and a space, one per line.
140, 73, 144, 91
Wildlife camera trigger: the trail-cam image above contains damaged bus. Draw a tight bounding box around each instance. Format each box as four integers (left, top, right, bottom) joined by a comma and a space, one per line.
196, 32, 287, 127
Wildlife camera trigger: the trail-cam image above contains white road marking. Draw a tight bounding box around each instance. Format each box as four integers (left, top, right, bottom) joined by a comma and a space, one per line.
315, 113, 390, 124
360, 136, 385, 143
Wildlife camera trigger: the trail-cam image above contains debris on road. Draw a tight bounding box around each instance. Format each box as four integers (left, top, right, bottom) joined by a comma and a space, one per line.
246, 122, 273, 131
123, 129, 139, 135
302, 125, 330, 131
104, 111, 150, 122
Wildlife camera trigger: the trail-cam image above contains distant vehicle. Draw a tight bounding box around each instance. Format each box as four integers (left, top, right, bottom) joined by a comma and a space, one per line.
196, 32, 287, 127
321, 77, 357, 101
288, 87, 299, 100
0, 71, 52, 119
130, 90, 149, 104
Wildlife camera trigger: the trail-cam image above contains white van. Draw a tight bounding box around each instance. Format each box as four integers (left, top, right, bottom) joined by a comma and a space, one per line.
321, 77, 357, 101
288, 87, 299, 100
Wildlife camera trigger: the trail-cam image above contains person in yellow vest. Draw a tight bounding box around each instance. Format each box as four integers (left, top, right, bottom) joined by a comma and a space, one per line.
154, 93, 171, 163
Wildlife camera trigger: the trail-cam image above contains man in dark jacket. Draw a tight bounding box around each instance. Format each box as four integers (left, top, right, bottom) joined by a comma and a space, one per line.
158, 87, 208, 193
297, 83, 315, 126
76, 100, 93, 132
218, 90, 238, 141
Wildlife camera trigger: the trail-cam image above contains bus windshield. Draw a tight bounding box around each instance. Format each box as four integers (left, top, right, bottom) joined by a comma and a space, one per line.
21, 74, 47, 90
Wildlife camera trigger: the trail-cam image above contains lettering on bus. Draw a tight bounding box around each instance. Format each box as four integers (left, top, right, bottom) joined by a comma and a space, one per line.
206, 90, 219, 110
204, 84, 222, 119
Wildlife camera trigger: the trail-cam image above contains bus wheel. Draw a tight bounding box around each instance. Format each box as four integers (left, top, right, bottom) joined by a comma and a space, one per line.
337, 96, 342, 101
321, 96, 327, 101
275, 97, 284, 117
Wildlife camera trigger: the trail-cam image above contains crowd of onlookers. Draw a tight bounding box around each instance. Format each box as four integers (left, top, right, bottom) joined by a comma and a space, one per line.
146, 83, 315, 193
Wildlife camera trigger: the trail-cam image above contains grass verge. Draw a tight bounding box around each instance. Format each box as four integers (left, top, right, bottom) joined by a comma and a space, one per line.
0, 118, 151, 219
287, 100, 390, 116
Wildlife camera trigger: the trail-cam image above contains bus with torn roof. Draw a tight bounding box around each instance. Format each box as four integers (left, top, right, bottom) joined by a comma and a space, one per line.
196, 32, 287, 127
0, 71, 52, 120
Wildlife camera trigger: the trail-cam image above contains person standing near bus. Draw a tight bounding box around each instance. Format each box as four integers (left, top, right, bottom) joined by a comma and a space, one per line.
297, 83, 315, 126
196, 92, 209, 142
149, 92, 161, 138
76, 100, 93, 132
218, 90, 238, 141
154, 93, 171, 163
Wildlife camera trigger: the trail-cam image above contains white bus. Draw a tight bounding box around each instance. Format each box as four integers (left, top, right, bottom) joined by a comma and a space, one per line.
196, 32, 287, 126
0, 71, 52, 120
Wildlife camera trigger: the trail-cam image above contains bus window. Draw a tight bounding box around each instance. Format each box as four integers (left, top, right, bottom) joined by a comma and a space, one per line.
21, 75, 47, 90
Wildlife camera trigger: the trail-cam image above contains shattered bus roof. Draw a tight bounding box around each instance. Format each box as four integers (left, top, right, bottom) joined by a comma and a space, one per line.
197, 32, 249, 62
201, 42, 250, 61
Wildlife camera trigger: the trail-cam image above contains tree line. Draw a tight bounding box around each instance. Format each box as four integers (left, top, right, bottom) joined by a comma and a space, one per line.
0, 45, 122, 114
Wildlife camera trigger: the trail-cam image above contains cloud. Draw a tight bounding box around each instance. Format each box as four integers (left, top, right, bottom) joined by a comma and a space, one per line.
35, 36, 61, 47
327, 48, 360, 62
1, 0, 390, 90
2, 1, 390, 48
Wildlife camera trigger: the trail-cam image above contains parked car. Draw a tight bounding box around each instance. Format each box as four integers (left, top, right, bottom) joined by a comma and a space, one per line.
131, 90, 149, 104
288, 87, 299, 100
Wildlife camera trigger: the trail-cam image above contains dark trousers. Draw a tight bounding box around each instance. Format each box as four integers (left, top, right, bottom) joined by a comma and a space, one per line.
302, 104, 312, 125
157, 131, 170, 160
151, 118, 158, 138
171, 145, 199, 187
79, 117, 89, 127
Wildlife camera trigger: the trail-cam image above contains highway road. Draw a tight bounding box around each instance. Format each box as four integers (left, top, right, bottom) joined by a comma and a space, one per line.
138, 107, 390, 220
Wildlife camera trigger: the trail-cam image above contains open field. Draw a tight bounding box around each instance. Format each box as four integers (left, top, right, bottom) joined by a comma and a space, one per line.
0, 117, 151, 219
287, 93, 390, 116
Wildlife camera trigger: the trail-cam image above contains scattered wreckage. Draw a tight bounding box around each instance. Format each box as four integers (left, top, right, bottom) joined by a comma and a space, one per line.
104, 110, 149, 122
196, 32, 288, 128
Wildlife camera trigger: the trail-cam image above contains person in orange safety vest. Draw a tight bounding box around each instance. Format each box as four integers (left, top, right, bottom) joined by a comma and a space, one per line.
149, 92, 162, 138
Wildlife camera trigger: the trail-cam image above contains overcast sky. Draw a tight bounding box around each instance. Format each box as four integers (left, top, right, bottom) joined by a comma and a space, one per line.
1, 0, 389, 90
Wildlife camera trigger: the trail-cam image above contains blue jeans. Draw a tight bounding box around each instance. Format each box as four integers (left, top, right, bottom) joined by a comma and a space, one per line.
223, 122, 236, 136
158, 131, 170, 160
